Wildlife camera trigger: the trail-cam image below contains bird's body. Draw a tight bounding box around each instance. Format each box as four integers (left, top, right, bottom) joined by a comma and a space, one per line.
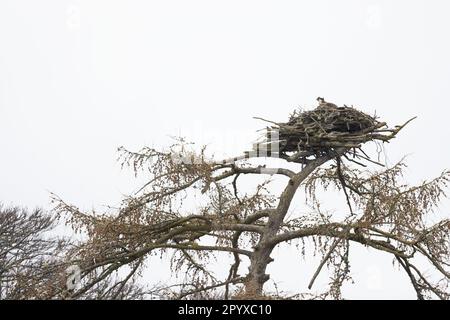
316, 97, 338, 110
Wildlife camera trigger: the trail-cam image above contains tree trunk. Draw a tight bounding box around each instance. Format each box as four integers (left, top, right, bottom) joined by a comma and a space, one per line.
244, 154, 334, 297
244, 239, 275, 297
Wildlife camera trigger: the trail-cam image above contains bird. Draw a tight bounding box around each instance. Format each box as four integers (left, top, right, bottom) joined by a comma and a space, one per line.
316, 97, 338, 109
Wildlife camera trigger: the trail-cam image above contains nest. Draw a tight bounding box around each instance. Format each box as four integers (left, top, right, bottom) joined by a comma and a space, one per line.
280, 101, 381, 151
254, 98, 413, 164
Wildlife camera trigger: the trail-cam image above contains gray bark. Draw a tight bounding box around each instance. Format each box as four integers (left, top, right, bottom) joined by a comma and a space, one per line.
244, 154, 333, 296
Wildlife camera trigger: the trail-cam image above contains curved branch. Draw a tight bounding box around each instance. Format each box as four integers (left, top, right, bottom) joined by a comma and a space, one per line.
177, 277, 245, 299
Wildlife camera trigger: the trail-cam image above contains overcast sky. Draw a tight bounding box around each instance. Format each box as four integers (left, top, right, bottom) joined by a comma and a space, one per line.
1, 0, 449, 299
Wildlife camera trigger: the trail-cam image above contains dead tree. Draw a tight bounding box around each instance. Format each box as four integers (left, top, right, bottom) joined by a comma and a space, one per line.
52, 99, 449, 299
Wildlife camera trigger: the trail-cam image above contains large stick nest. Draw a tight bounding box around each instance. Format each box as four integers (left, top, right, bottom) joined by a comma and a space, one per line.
254, 98, 414, 163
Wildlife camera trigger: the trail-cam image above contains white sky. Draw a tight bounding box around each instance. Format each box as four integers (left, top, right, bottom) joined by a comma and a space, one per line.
1, 0, 449, 299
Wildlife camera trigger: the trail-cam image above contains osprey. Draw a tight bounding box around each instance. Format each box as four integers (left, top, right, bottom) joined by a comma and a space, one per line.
316, 97, 338, 109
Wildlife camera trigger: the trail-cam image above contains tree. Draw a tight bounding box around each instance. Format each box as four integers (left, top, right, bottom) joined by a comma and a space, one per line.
0, 205, 148, 299
51, 99, 449, 300
0, 205, 68, 299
